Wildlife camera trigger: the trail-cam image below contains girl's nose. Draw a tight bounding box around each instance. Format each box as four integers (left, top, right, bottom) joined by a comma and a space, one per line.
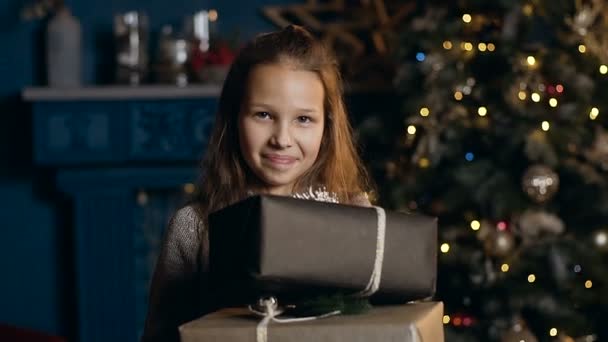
270, 124, 293, 148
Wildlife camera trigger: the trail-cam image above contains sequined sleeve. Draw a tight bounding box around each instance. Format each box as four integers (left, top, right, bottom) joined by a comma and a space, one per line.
141, 206, 210, 342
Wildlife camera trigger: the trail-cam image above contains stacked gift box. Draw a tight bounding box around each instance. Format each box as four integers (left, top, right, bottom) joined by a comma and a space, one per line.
179, 195, 444, 342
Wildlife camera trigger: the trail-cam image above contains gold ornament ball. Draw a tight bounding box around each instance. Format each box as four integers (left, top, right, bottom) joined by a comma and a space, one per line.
484, 231, 516, 258
522, 164, 559, 203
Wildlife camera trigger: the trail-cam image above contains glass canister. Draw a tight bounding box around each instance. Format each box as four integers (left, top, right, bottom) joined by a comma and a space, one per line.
114, 11, 149, 85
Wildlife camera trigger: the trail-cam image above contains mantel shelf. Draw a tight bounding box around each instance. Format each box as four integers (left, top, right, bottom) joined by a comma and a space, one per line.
22, 84, 223, 101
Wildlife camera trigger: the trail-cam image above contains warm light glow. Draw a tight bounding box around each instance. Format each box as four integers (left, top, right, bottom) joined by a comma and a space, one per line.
590, 107, 599, 120
528, 274, 536, 283
464, 42, 473, 51
585, 280, 593, 289
443, 41, 453, 50
454, 91, 463, 100
443, 315, 451, 324
478, 106, 488, 116
600, 65, 608, 74
407, 125, 417, 135
527, 56, 536, 66
550, 328, 558, 337
518, 91, 527, 100
531, 92, 541, 102
501, 264, 510, 272
208, 9, 219, 22
420, 107, 430, 117
487, 43, 495, 51
462, 14, 472, 23
440, 243, 450, 253
470, 220, 481, 230
579, 44, 587, 53
541, 121, 550, 131
549, 98, 558, 107
595, 231, 607, 246
478, 42, 487, 51
419, 157, 430, 168
183, 183, 195, 194
522, 3, 534, 16
556, 84, 564, 93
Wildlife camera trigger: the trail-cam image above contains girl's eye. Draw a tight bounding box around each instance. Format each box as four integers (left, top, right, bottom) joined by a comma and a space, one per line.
297, 116, 312, 123
255, 111, 271, 119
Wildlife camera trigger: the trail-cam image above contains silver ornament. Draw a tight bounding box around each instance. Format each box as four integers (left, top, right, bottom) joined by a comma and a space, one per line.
522, 164, 560, 203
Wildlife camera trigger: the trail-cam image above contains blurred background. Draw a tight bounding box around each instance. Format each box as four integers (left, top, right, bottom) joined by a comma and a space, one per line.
1, 0, 607, 341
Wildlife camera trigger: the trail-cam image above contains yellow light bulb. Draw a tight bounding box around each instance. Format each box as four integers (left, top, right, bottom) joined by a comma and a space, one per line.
518, 91, 527, 100
407, 125, 417, 135
478, 106, 488, 116
440, 243, 450, 253
462, 14, 472, 23
208, 9, 219, 22
420, 107, 430, 117
590, 107, 599, 120
443, 315, 451, 324
487, 43, 496, 51
541, 121, 550, 131
419, 157, 430, 168
549, 98, 558, 107
600, 65, 608, 74
183, 183, 195, 194
501, 264, 510, 272
550, 328, 558, 337
527, 56, 536, 66
470, 220, 481, 230
443, 41, 453, 50
579, 44, 587, 53
454, 91, 464, 101
464, 42, 473, 51
585, 280, 593, 288
522, 3, 534, 16
478, 43, 487, 51
528, 274, 536, 283
531, 92, 541, 102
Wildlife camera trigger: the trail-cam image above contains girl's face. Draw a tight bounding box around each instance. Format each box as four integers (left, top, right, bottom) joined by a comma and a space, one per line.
238, 62, 325, 195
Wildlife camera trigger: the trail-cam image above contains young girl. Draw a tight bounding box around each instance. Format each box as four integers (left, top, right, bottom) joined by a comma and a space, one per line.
142, 25, 374, 342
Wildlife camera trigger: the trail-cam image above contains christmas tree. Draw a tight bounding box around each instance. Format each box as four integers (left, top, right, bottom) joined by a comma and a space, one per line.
358, 0, 608, 341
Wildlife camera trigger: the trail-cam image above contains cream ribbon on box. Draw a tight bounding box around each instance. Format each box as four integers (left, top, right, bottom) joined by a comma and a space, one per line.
249, 206, 387, 342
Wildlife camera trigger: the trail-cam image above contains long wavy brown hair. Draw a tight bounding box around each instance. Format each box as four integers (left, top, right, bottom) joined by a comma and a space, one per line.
192, 25, 374, 219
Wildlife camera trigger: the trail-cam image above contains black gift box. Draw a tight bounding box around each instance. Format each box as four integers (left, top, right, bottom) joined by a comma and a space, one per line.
208, 195, 437, 306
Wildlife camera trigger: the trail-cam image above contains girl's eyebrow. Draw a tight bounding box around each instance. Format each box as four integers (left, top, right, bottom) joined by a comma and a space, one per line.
249, 103, 320, 113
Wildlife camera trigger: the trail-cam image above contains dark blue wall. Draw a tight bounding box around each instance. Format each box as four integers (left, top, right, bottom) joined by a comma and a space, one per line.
0, 0, 291, 338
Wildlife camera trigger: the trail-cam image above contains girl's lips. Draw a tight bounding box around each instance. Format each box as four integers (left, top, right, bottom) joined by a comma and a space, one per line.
263, 154, 297, 164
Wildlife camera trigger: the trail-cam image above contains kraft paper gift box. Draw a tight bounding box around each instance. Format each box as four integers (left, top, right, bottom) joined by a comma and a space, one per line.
208, 195, 437, 306
179, 301, 445, 342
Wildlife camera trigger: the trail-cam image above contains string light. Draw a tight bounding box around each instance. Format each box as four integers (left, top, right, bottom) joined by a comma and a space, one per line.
420, 107, 430, 117
470, 220, 481, 230
419, 157, 430, 168
208, 9, 219, 22
443, 41, 453, 50
440, 243, 450, 253
497, 221, 507, 230
585, 280, 593, 289
549, 98, 558, 107
465, 152, 474, 161
501, 264, 510, 272
574, 265, 582, 273
528, 274, 536, 283
518, 91, 527, 100
595, 231, 607, 247
579, 44, 587, 53
478, 106, 488, 116
407, 125, 417, 135
522, 3, 534, 16
531, 92, 541, 102
416, 52, 426, 62
462, 14, 472, 23
556, 84, 564, 93
478, 42, 487, 51
550, 328, 558, 337
464, 42, 473, 51
590, 107, 599, 120
453, 317, 462, 326
541, 121, 550, 131
600, 65, 608, 74
487, 43, 495, 51
527, 56, 536, 66
454, 91, 464, 101
443, 315, 451, 324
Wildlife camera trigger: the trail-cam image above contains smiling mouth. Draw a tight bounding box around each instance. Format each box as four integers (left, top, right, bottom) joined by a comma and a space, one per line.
263, 154, 298, 165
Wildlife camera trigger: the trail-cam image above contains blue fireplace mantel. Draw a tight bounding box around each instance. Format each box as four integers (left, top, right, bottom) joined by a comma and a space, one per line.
23, 85, 221, 342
